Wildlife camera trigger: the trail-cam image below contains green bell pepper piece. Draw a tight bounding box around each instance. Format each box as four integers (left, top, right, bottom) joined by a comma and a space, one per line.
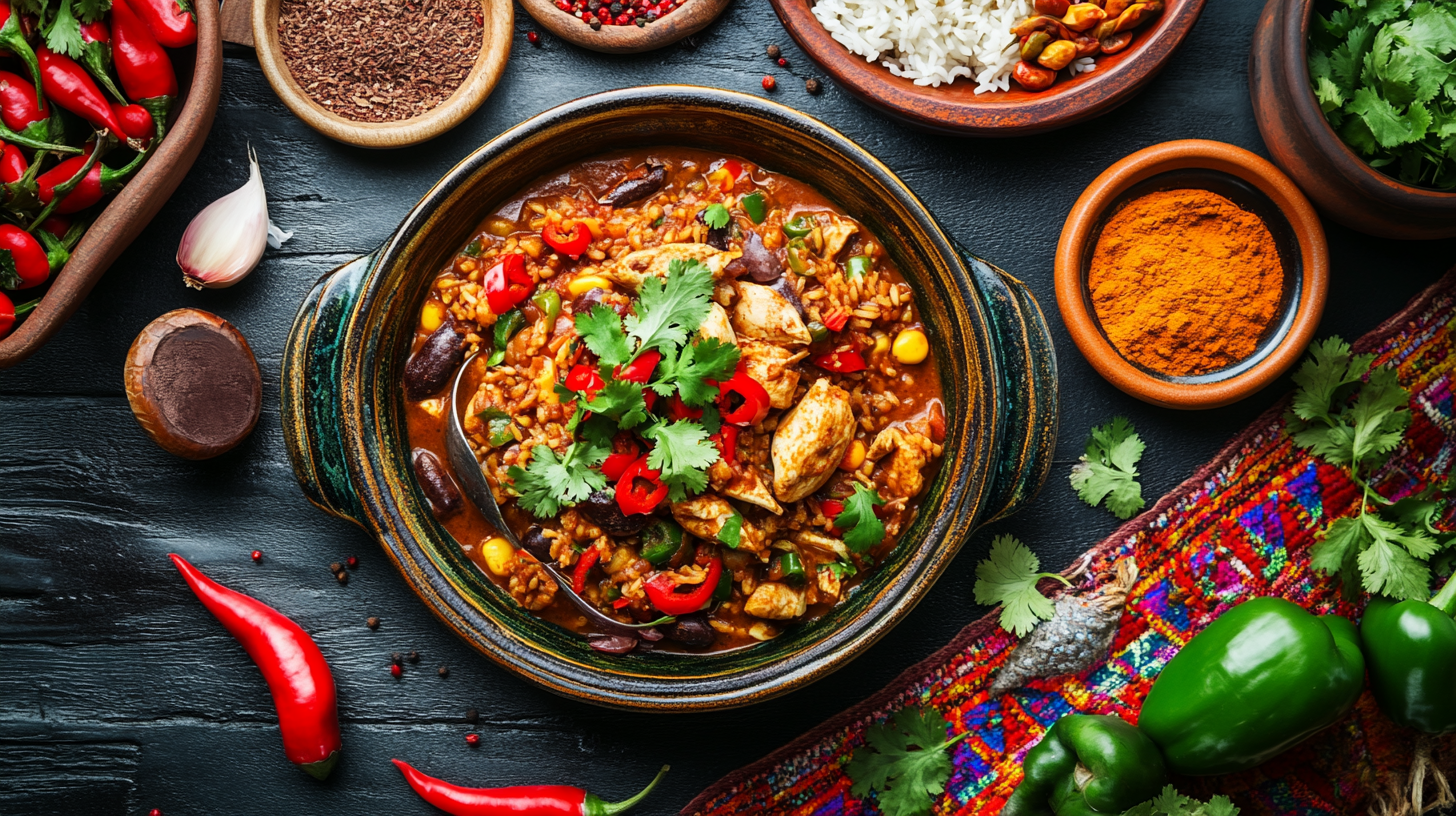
1362, 575, 1456, 734
640, 519, 684, 566
1002, 714, 1166, 816
532, 289, 561, 325
783, 215, 815, 238
1140, 597, 1365, 776
846, 255, 872, 279
740, 191, 767, 224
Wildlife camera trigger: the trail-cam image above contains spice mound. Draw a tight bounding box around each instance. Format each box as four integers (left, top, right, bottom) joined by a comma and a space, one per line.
278, 0, 483, 123
1087, 188, 1284, 377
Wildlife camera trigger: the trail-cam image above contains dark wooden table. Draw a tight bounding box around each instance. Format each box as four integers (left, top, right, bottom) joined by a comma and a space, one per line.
4, 0, 1453, 812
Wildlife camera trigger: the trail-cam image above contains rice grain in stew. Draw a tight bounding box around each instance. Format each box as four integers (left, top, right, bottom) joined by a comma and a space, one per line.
403, 150, 946, 653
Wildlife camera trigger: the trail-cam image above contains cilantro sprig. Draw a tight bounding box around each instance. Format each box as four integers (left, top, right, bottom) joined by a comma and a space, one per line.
1125, 786, 1241, 816
973, 535, 1071, 637
845, 707, 969, 816
652, 337, 740, 407
505, 436, 610, 518
641, 418, 720, 502
15, 0, 111, 58
835, 483, 886, 553
1069, 417, 1146, 520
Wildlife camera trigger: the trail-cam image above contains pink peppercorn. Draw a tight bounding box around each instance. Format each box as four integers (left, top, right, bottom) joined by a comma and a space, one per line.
777, 57, 787, 66
762, 76, 776, 91
391, 663, 403, 678
465, 733, 481, 747
527, 30, 540, 43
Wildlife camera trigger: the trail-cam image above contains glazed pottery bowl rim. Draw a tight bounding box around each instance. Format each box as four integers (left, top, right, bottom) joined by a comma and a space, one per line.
333, 86, 1009, 709
1055, 139, 1329, 410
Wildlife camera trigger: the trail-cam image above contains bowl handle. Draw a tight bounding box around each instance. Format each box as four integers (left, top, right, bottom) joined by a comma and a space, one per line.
280, 250, 381, 528
954, 245, 1059, 523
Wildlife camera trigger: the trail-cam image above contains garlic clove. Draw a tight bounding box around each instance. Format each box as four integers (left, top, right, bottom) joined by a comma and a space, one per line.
177, 147, 287, 290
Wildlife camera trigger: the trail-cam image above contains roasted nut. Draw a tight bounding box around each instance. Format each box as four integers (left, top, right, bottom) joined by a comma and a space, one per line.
1099, 31, 1134, 53
1073, 34, 1102, 57
1112, 1, 1161, 33
1013, 60, 1058, 91
1011, 14, 1074, 40
1020, 30, 1052, 60
1033, 0, 1070, 15
412, 449, 463, 518
403, 318, 464, 401
1104, 0, 1132, 15
1061, 2, 1106, 31
1037, 39, 1078, 70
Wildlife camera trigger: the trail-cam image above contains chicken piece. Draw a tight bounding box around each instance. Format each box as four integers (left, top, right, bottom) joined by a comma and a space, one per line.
771, 378, 856, 502
739, 339, 806, 410
866, 426, 934, 500
817, 565, 842, 602
744, 582, 808, 620
732, 282, 813, 346
709, 459, 783, 514
603, 244, 739, 291
795, 529, 850, 561
699, 303, 737, 346
671, 494, 768, 552
820, 216, 859, 260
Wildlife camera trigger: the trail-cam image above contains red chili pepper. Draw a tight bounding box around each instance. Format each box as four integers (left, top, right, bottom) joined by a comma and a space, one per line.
111, 0, 176, 140
0, 223, 51, 289
481, 253, 532, 315
611, 596, 631, 609
110, 102, 154, 143
615, 456, 666, 516
812, 349, 867, 373
820, 499, 845, 520
541, 221, 589, 257
78, 19, 126, 104
393, 759, 668, 816
822, 308, 850, 333
0, 69, 72, 153
0, 290, 36, 338
665, 393, 702, 421
572, 546, 599, 594
127, 0, 197, 48
38, 48, 132, 140
713, 424, 739, 464
38, 215, 68, 239
0, 142, 25, 184
717, 367, 771, 426
0, 1, 43, 108
37, 147, 146, 214
600, 434, 642, 481
169, 554, 341, 780
614, 349, 660, 384
565, 363, 604, 400
713, 159, 742, 192
644, 557, 722, 615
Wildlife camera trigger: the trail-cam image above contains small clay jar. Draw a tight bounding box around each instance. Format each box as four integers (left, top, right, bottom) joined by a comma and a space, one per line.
124, 309, 262, 459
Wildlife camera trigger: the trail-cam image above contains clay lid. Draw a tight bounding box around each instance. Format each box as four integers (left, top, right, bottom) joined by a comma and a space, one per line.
124, 308, 262, 459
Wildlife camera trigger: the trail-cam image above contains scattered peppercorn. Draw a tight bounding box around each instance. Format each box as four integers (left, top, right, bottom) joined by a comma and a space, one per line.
346, 556, 358, 569
149, 810, 162, 816
527, 30, 539, 43
762, 76, 776, 91
392, 652, 404, 666
390, 663, 403, 678
805, 78, 822, 94
407, 650, 421, 664
777, 57, 787, 66
465, 708, 480, 723
250, 550, 262, 563
366, 616, 381, 630
465, 733, 480, 747
329, 562, 343, 574
438, 665, 450, 678
766, 44, 781, 59
335, 571, 348, 585
589, 17, 601, 28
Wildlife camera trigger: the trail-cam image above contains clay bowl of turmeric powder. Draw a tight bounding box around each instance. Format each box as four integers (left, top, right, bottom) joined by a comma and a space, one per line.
1056, 139, 1328, 410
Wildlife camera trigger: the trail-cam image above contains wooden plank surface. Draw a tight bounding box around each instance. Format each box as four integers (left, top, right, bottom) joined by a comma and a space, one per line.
3, 1, 1455, 813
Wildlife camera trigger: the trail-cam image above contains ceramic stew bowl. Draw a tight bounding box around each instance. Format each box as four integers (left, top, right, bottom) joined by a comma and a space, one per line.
281, 86, 1057, 711
1249, 0, 1456, 239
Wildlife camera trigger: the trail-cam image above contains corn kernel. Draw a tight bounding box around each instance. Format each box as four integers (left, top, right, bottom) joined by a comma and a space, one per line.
568, 275, 612, 297
483, 537, 515, 577
892, 329, 929, 365
840, 439, 866, 471
872, 333, 890, 355
420, 300, 445, 332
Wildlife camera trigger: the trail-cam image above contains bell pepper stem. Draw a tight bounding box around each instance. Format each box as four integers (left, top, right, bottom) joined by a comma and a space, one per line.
138, 94, 172, 142
584, 765, 670, 816
1429, 571, 1456, 617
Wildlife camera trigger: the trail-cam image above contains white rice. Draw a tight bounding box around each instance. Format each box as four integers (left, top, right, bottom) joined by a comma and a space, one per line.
810, 0, 1093, 92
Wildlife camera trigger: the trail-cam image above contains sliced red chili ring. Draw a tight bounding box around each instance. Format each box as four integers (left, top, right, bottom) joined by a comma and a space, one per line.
666, 393, 703, 421
616, 456, 667, 516
482, 253, 533, 315
601, 434, 643, 481
714, 425, 739, 464
565, 363, 605, 399
822, 308, 850, 333
644, 557, 723, 615
812, 349, 867, 373
717, 368, 771, 426
572, 546, 599, 594
615, 349, 661, 384
541, 221, 590, 257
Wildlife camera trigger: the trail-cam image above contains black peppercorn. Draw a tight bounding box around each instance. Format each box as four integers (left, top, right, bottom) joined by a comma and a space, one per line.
335, 571, 349, 585
609, 3, 622, 13
465, 708, 480, 723
407, 650, 420, 664
366, 616, 381, 630
766, 44, 781, 59
588, 17, 601, 29
805, 78, 822, 94
329, 562, 343, 574
391, 652, 403, 666
437, 665, 450, 678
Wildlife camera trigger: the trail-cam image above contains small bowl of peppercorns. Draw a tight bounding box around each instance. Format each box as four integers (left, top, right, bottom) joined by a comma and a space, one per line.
516, 0, 729, 53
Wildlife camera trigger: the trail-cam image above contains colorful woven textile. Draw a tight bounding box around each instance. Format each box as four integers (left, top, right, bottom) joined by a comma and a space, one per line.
684, 270, 1456, 816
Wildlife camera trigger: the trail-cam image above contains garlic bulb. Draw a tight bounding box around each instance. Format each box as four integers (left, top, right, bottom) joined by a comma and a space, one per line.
177, 147, 290, 290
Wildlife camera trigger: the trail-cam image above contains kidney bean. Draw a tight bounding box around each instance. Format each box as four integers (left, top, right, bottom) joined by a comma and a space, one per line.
404, 319, 464, 400
726, 231, 783, 283
663, 612, 716, 648
599, 161, 666, 207
412, 450, 462, 518
698, 209, 732, 250
769, 275, 807, 317
579, 489, 652, 536
521, 524, 553, 560
588, 634, 638, 654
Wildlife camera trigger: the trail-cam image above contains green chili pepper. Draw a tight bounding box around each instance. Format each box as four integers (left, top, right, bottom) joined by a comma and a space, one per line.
640, 519, 684, 566
806, 320, 830, 343
773, 551, 806, 585
532, 289, 561, 324
786, 240, 811, 275
712, 571, 732, 604
783, 215, 815, 238
604, 585, 622, 602
1139, 597, 1365, 776
846, 255, 873, 279
1362, 575, 1456, 734
494, 309, 525, 350
463, 237, 484, 257
1002, 714, 1167, 816
740, 191, 767, 224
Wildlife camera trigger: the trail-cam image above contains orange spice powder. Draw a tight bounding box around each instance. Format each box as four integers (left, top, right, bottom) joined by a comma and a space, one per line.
1087, 189, 1284, 376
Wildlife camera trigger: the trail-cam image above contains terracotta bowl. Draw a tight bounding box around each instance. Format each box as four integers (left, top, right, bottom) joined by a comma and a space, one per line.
1055, 140, 1328, 409
519, 0, 730, 54
0, 0, 222, 369
281, 86, 1059, 710
252, 0, 512, 149
1249, 0, 1456, 239
770, 0, 1206, 137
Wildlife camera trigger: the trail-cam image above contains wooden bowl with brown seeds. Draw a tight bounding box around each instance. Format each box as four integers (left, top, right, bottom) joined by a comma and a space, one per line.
251, 0, 512, 149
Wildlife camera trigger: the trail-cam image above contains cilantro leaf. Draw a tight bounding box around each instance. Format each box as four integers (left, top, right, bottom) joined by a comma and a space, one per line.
641, 419, 719, 502
718, 507, 743, 548
1069, 417, 1145, 520
505, 439, 609, 518
1288, 337, 1369, 425
575, 305, 632, 368
625, 258, 715, 356
1125, 786, 1242, 816
701, 203, 730, 229
972, 535, 1071, 637
474, 407, 516, 447
845, 707, 967, 816
43, 0, 85, 58
835, 483, 886, 553
584, 379, 649, 430
653, 337, 740, 406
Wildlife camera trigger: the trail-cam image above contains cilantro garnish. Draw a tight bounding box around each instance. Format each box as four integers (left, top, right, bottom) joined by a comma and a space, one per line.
575, 305, 632, 369
625, 258, 716, 356
652, 337, 740, 406
641, 419, 720, 502
835, 483, 886, 553
584, 379, 650, 430
1285, 337, 1448, 600
505, 437, 610, 518
1125, 786, 1241, 816
474, 407, 516, 447
845, 707, 969, 816
701, 203, 731, 229
718, 507, 743, 548
823, 559, 857, 579
1308, 0, 1456, 189
972, 535, 1071, 637
1069, 417, 1145, 520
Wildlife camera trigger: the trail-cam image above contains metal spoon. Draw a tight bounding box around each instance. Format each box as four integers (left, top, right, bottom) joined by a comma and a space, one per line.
446, 354, 664, 640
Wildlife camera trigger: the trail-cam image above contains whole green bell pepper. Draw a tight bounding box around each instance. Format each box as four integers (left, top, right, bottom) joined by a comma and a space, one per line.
1002, 714, 1167, 816
1140, 597, 1365, 776
1362, 576, 1456, 733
